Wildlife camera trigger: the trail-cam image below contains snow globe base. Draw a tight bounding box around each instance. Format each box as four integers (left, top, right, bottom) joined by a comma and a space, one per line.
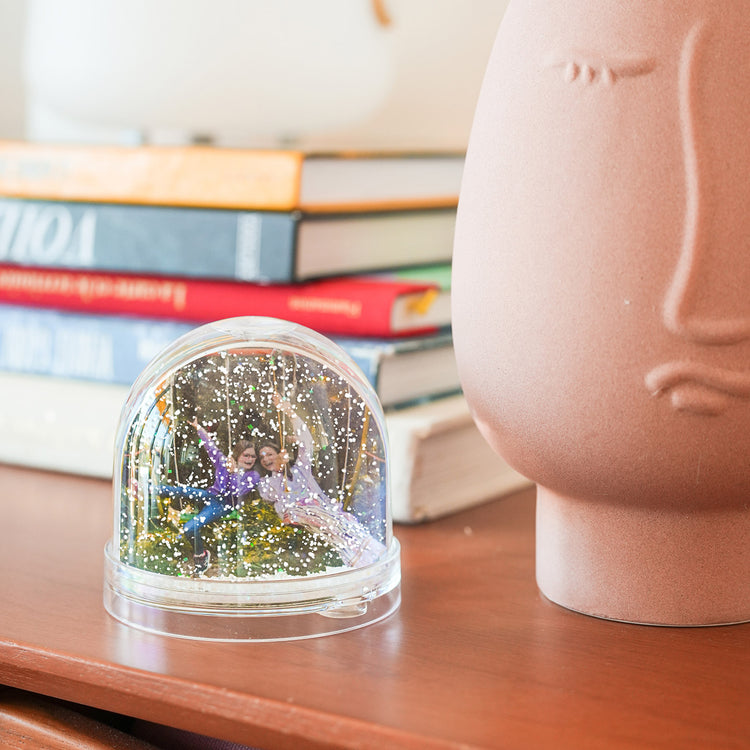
103, 539, 400, 641
104, 317, 400, 641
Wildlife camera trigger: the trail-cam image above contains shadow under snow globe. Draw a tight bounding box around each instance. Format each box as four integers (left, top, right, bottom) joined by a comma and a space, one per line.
104, 317, 400, 640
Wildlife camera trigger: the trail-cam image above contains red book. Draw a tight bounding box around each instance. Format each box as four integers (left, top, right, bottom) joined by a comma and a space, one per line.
0, 265, 451, 338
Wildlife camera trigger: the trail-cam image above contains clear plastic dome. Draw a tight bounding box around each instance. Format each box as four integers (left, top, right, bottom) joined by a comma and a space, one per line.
104, 317, 400, 640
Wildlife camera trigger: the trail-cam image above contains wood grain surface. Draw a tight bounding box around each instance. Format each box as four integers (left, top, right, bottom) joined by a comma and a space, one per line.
0, 464, 747, 749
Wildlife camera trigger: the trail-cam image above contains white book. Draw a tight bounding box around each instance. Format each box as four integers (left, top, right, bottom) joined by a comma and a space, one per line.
0, 373, 126, 479
386, 394, 532, 522
0, 373, 530, 522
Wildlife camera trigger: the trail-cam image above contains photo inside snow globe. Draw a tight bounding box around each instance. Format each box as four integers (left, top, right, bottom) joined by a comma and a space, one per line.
118, 346, 388, 580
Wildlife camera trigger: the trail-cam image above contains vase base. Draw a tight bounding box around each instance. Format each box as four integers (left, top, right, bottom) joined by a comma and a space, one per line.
538, 590, 750, 628
536, 488, 750, 627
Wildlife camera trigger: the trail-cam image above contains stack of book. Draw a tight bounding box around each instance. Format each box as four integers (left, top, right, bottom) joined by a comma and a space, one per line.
0, 140, 530, 521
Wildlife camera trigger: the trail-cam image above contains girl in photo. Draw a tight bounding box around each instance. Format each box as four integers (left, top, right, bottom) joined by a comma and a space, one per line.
257, 393, 386, 568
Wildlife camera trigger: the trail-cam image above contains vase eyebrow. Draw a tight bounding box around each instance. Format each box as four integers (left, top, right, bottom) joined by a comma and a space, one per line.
543, 52, 657, 84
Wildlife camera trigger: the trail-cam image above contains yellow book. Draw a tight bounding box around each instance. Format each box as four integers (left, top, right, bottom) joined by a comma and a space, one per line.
0, 141, 463, 212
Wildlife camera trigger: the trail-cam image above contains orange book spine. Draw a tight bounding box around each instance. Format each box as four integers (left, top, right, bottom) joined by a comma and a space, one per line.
0, 141, 304, 210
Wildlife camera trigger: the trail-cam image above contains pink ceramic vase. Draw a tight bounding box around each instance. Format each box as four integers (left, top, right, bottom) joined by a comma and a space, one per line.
452, 1, 750, 625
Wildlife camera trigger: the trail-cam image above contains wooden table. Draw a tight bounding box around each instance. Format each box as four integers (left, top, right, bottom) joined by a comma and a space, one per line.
0, 464, 747, 749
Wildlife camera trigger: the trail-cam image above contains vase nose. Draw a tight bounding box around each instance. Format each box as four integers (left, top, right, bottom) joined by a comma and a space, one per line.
662, 19, 750, 346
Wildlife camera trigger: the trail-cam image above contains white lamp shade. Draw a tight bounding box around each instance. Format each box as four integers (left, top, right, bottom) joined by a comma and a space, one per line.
23, 0, 395, 142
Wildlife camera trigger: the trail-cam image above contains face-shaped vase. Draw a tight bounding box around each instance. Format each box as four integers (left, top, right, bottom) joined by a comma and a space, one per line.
453, 0, 750, 625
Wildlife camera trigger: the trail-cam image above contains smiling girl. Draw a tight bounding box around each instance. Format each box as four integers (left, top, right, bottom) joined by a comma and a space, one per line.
159, 418, 260, 574
257, 393, 385, 568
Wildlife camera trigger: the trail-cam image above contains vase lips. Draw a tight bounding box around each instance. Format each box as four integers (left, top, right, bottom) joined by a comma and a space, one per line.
645, 360, 750, 416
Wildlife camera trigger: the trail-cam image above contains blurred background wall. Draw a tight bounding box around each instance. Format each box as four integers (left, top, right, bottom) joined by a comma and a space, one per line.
0, 0, 26, 139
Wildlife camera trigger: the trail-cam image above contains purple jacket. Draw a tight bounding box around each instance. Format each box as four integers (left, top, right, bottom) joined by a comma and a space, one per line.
198, 426, 259, 499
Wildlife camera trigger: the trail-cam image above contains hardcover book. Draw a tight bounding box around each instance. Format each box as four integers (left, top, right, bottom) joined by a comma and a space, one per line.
0, 197, 455, 282
0, 264, 451, 338
0, 141, 463, 212
0, 374, 529, 523
387, 395, 532, 522
0, 304, 458, 408
338, 332, 458, 408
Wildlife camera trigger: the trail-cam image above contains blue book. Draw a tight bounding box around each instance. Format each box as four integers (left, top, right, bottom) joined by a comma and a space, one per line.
0, 304, 191, 385
0, 304, 458, 408
335, 332, 459, 408
0, 197, 456, 283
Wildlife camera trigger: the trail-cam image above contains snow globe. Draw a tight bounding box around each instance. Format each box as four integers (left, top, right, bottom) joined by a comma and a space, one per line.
104, 317, 400, 640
